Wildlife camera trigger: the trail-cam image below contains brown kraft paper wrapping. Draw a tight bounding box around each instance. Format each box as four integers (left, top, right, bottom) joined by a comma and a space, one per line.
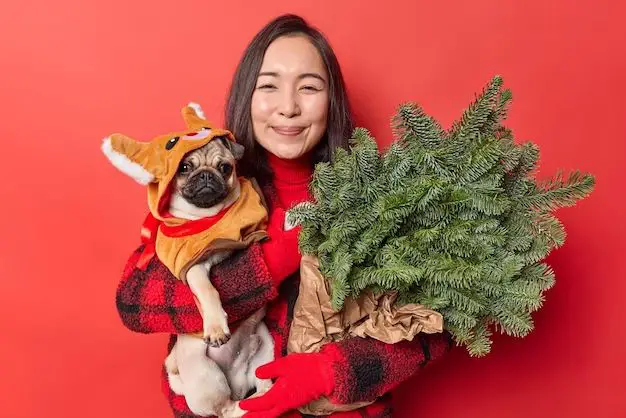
287, 255, 444, 415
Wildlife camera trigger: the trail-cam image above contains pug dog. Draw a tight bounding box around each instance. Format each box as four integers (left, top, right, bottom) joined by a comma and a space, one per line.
169, 135, 244, 347
163, 137, 275, 417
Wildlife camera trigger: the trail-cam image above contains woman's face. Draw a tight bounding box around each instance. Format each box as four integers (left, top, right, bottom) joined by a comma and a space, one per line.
251, 35, 329, 160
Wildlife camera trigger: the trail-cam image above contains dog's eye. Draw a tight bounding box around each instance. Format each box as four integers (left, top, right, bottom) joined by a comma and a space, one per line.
201, 127, 211, 131
178, 162, 192, 175
218, 162, 232, 176
166, 136, 180, 150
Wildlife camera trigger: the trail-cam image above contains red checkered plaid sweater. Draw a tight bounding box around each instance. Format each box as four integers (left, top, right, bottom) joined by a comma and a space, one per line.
115, 152, 453, 418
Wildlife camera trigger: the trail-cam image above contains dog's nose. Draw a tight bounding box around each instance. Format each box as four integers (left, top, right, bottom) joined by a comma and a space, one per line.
186, 170, 219, 196
198, 170, 213, 184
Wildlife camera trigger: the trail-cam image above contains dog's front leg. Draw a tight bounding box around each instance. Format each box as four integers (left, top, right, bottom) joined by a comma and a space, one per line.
186, 263, 230, 347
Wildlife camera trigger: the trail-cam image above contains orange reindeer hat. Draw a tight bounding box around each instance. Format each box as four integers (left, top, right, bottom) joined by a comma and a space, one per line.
101, 103, 268, 282
101, 103, 240, 221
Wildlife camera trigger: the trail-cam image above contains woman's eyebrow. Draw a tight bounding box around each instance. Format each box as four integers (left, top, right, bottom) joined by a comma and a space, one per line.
299, 72, 327, 83
258, 71, 326, 83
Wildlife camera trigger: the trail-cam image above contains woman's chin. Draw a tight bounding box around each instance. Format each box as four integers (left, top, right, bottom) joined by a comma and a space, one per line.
268, 143, 309, 160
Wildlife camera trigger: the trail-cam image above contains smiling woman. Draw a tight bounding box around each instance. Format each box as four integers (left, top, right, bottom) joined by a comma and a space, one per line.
251, 35, 330, 161
225, 15, 354, 185
114, 13, 454, 418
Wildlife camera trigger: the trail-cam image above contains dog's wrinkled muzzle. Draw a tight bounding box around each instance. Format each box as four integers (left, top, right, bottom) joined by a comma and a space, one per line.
183, 170, 228, 208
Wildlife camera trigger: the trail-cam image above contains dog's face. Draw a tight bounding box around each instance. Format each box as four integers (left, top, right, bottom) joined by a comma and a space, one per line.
174, 136, 245, 209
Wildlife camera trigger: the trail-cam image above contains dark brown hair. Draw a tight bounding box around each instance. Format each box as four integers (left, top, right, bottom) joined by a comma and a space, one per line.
225, 14, 354, 185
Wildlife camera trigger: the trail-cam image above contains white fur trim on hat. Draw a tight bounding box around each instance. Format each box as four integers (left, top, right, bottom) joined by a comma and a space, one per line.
101, 137, 155, 185
187, 102, 206, 120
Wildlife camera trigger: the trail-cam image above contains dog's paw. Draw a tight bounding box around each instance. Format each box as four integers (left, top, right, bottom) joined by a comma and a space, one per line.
255, 378, 273, 395
203, 322, 231, 347
204, 331, 231, 347
202, 307, 230, 347
221, 400, 246, 418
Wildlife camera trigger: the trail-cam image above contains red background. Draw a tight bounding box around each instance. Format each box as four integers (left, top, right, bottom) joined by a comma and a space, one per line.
1, 1, 624, 417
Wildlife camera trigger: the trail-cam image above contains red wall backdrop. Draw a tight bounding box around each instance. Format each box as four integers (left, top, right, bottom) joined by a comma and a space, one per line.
1, 1, 624, 417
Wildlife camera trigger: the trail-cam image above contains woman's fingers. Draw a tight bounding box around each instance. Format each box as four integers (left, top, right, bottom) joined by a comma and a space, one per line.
239, 382, 283, 412
254, 357, 287, 379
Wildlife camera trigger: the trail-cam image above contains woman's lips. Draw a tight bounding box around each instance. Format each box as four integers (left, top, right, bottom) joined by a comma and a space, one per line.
272, 126, 305, 136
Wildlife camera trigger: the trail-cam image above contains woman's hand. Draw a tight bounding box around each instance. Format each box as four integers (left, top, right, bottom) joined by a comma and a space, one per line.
240, 352, 335, 418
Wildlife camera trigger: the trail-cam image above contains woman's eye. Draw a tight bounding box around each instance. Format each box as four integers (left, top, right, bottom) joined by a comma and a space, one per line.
257, 84, 277, 90
300, 85, 322, 93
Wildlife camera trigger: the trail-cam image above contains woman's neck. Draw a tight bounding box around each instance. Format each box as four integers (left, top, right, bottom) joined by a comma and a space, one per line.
266, 151, 313, 187
266, 151, 314, 209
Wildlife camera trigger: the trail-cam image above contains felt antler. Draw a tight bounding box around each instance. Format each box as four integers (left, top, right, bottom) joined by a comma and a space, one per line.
182, 102, 212, 130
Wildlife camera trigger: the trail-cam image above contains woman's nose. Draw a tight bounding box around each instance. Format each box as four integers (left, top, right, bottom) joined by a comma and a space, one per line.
277, 90, 300, 118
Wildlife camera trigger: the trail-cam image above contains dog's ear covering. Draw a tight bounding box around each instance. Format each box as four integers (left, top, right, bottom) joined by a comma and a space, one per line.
101, 134, 157, 185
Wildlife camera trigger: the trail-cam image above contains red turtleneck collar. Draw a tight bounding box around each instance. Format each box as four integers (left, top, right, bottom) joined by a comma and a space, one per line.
266, 151, 314, 210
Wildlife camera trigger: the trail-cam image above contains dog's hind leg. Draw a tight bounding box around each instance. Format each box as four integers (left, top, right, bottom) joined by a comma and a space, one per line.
165, 343, 185, 395
248, 322, 274, 394
175, 335, 232, 417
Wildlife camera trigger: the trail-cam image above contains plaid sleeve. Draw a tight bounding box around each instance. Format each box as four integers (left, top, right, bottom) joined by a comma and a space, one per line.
322, 332, 454, 405
115, 242, 279, 335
